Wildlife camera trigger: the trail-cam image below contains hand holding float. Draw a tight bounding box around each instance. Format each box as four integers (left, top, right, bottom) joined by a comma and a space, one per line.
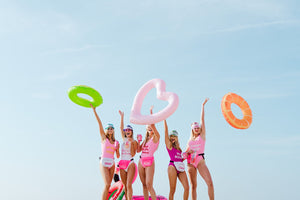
68, 85, 103, 108
130, 79, 179, 125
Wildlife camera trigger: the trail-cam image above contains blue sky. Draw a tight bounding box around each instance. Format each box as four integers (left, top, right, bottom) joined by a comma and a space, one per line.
0, 0, 299, 199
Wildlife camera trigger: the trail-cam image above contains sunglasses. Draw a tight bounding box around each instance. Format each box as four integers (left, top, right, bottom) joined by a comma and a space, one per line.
107, 127, 114, 130
124, 129, 132, 132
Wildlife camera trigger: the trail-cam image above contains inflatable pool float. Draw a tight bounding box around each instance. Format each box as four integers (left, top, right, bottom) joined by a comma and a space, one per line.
107, 181, 124, 200
221, 92, 252, 129
107, 170, 167, 200
129, 195, 167, 199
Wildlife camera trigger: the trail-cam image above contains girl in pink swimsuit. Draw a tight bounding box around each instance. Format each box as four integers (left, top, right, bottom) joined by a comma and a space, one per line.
184, 98, 214, 200
137, 106, 160, 200
118, 110, 138, 200
164, 119, 189, 200
91, 105, 120, 200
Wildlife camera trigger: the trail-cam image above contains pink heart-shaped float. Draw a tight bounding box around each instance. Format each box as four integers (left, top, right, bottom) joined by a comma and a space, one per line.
130, 79, 179, 125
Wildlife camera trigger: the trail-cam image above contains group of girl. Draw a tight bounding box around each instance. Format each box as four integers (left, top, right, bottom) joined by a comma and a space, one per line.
91, 98, 214, 200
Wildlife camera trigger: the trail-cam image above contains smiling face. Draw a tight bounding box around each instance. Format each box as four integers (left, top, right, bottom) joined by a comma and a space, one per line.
105, 127, 115, 139
192, 127, 202, 137
169, 135, 178, 144
146, 126, 154, 136
107, 127, 114, 133
124, 128, 133, 138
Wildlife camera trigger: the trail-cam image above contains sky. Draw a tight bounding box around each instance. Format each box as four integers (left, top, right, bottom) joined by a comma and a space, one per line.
0, 0, 299, 199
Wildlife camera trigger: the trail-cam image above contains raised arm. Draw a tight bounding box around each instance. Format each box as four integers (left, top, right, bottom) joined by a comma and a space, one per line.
91, 104, 106, 141
151, 124, 160, 143
119, 110, 125, 140
164, 120, 171, 149
200, 98, 209, 138
149, 105, 160, 143
150, 105, 154, 115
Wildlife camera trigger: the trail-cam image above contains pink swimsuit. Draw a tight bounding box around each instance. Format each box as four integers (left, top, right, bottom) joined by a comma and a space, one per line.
100, 138, 118, 168
187, 135, 205, 168
140, 137, 159, 168
167, 147, 185, 173
118, 138, 134, 172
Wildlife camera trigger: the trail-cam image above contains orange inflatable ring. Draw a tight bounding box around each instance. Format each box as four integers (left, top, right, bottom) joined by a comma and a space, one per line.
221, 92, 252, 129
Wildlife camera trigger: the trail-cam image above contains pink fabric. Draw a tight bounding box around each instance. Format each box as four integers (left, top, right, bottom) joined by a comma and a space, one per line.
141, 137, 159, 158
187, 135, 205, 168
188, 135, 205, 155
140, 157, 154, 168
101, 138, 117, 159
167, 147, 183, 162
121, 139, 132, 160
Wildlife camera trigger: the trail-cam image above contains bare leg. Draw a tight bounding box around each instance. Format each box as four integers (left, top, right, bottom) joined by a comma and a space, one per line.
120, 169, 128, 200
138, 161, 149, 199
198, 160, 214, 200
145, 161, 157, 199
168, 165, 177, 200
99, 163, 115, 200
178, 171, 190, 200
126, 163, 136, 200
187, 164, 197, 200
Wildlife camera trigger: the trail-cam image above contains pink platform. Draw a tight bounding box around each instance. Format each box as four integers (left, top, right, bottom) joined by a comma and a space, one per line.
123, 195, 167, 200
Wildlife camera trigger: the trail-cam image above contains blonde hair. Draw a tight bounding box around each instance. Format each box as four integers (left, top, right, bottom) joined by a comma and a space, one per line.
169, 136, 182, 152
189, 124, 202, 140
142, 130, 151, 148
105, 129, 116, 141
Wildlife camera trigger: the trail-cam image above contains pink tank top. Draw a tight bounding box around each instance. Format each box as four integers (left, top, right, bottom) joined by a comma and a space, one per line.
141, 137, 159, 158
188, 135, 205, 155
167, 147, 183, 162
121, 138, 133, 160
101, 138, 116, 159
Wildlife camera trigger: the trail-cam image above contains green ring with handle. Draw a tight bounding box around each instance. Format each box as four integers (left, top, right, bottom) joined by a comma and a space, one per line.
68, 85, 103, 108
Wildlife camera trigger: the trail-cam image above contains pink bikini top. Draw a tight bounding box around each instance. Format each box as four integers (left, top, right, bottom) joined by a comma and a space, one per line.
141, 137, 159, 158
188, 135, 205, 155
101, 138, 117, 159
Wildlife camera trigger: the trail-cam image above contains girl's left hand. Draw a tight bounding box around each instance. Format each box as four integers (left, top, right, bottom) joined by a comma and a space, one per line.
203, 98, 209, 106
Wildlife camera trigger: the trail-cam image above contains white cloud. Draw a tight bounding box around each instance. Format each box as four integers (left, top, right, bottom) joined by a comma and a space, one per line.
208, 19, 300, 34
42, 65, 84, 81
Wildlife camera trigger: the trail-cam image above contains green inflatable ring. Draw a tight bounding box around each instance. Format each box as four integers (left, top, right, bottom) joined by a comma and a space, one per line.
68, 85, 103, 108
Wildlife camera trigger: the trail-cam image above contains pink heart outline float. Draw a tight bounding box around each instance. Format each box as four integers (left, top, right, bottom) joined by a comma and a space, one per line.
130, 79, 179, 125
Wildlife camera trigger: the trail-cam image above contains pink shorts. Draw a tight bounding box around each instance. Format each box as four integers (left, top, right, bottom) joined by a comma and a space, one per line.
139, 156, 154, 168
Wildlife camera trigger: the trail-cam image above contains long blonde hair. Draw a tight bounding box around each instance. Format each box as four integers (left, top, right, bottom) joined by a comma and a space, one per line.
169, 137, 182, 152
189, 122, 202, 140
141, 132, 148, 148
105, 130, 116, 141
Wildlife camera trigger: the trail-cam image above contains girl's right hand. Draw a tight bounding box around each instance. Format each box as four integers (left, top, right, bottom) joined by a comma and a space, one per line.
90, 104, 95, 110
187, 149, 194, 155
150, 105, 154, 114
119, 110, 124, 117
203, 98, 209, 106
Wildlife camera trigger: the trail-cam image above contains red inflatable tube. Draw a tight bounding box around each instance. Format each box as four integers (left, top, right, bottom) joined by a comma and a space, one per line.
107, 181, 123, 200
